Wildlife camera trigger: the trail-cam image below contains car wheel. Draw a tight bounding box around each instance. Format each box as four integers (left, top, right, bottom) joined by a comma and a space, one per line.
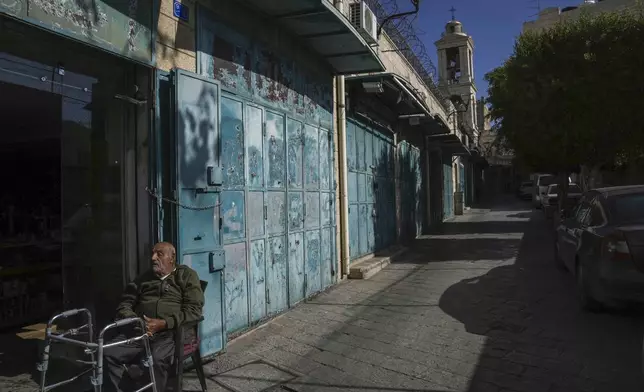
576, 261, 602, 312
554, 240, 566, 270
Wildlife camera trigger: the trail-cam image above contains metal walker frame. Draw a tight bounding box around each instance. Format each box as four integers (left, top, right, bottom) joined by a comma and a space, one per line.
38, 308, 158, 392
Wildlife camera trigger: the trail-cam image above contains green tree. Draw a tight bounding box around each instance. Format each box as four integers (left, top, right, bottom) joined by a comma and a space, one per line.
485, 7, 644, 202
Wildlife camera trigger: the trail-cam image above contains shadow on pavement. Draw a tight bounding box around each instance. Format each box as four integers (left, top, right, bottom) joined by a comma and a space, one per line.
475, 198, 531, 213
505, 212, 532, 219
197, 197, 644, 392
439, 207, 644, 392
429, 221, 531, 236
200, 203, 529, 391
410, 237, 521, 263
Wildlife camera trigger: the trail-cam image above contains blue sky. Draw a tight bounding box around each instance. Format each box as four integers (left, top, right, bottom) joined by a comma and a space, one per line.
410, 0, 579, 98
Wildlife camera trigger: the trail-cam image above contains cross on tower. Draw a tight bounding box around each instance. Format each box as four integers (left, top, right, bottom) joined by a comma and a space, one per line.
449, 6, 457, 21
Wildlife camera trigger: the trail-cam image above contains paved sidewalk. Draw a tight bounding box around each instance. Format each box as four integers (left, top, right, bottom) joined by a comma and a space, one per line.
190, 198, 644, 392
3, 198, 643, 392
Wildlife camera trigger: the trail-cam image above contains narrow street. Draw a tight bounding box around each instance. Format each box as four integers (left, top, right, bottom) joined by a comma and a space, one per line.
192, 197, 644, 392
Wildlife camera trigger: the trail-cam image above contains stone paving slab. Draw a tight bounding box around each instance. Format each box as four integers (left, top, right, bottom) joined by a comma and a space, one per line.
199, 197, 644, 392
3, 197, 644, 392
213, 362, 296, 392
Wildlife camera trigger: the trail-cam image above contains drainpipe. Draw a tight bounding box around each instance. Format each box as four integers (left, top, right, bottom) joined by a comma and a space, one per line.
334, 0, 350, 278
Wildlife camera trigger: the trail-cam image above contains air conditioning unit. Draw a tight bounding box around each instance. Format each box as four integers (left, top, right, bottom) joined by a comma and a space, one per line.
349, 1, 378, 45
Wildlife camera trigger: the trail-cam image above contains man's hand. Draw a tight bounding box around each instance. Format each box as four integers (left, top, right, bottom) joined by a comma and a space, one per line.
143, 315, 167, 336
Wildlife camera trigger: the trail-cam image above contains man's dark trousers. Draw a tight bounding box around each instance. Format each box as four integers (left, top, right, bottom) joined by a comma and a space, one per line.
104, 330, 174, 392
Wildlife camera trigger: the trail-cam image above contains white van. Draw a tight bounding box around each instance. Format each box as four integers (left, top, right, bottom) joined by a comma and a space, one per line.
532, 173, 574, 208
532, 174, 556, 208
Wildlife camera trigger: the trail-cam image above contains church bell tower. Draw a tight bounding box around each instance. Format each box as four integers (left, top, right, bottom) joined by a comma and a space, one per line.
434, 9, 478, 139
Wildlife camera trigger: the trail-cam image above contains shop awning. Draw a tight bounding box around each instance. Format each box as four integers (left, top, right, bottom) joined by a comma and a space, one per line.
345, 72, 453, 137
346, 73, 428, 116
427, 127, 470, 156
236, 0, 385, 74
469, 148, 490, 167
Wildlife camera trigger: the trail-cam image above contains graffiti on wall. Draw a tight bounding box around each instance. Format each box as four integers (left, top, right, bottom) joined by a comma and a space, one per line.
198, 10, 333, 127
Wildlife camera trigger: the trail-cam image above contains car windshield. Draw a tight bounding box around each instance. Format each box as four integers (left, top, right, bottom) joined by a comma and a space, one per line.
610, 193, 644, 224
538, 175, 555, 186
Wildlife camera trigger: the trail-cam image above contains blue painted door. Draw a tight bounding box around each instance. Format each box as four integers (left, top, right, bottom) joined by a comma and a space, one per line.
221, 99, 291, 331
414, 148, 424, 237
287, 118, 306, 305
429, 150, 444, 227
319, 129, 335, 290
264, 110, 288, 315
219, 95, 249, 334
346, 121, 359, 259
398, 141, 413, 241
214, 96, 334, 334
245, 104, 267, 324
158, 69, 227, 357
347, 118, 395, 261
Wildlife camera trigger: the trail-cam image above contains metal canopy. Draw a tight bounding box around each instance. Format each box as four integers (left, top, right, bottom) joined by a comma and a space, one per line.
345, 72, 454, 138
427, 132, 470, 156
433, 114, 452, 129
444, 144, 471, 156
346, 73, 428, 116
469, 149, 489, 166
235, 0, 385, 74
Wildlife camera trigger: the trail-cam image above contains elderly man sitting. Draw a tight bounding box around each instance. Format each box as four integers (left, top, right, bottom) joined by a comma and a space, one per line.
104, 242, 204, 392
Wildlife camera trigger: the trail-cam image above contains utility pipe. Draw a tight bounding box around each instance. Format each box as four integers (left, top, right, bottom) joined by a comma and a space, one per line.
333, 0, 350, 278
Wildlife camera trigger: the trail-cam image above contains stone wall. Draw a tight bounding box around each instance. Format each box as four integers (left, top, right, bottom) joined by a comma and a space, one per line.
156, 0, 197, 71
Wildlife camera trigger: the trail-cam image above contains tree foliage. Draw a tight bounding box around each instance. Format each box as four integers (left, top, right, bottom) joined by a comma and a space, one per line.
485, 8, 644, 184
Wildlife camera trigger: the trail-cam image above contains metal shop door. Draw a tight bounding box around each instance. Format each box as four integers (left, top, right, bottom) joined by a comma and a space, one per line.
153, 69, 227, 357
286, 118, 334, 302
346, 118, 396, 261
428, 150, 444, 227
443, 159, 453, 220
412, 147, 424, 237
398, 141, 422, 242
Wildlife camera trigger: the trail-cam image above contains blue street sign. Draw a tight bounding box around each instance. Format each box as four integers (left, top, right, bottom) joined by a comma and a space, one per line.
173, 0, 189, 22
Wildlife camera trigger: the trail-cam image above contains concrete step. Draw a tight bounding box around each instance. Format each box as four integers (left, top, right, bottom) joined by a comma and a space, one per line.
348, 246, 408, 280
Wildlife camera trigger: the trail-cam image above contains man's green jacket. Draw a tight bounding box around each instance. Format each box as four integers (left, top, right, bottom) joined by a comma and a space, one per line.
116, 265, 204, 330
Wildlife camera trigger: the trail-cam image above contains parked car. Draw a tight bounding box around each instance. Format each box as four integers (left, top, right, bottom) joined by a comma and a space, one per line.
542, 183, 583, 220
516, 181, 533, 200
532, 174, 556, 209
554, 185, 644, 311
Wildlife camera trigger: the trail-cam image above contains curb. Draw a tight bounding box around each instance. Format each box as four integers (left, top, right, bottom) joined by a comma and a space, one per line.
348, 247, 409, 280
